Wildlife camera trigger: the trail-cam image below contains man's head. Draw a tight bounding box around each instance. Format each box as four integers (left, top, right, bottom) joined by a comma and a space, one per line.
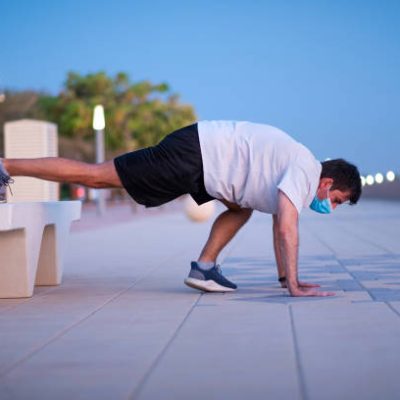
317, 159, 362, 210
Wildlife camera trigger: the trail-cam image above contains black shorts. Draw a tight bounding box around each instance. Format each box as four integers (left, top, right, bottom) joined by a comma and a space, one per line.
113, 123, 215, 207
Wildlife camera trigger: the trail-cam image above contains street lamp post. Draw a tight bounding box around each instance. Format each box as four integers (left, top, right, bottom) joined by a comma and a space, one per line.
93, 105, 106, 216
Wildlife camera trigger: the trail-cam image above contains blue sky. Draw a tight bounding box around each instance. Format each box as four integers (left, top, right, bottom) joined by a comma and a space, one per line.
1, 0, 399, 174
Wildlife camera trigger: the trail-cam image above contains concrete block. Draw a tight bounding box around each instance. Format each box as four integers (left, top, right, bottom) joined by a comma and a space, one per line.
0, 202, 81, 298
4, 119, 59, 202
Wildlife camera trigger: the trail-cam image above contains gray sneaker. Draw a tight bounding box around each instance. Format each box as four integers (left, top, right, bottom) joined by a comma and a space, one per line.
0, 159, 13, 203
184, 261, 237, 292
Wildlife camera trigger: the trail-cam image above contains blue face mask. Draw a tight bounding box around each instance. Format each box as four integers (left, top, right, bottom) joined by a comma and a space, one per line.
309, 191, 332, 214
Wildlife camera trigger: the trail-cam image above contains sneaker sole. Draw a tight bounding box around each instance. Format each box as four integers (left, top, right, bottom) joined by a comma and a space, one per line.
184, 277, 236, 293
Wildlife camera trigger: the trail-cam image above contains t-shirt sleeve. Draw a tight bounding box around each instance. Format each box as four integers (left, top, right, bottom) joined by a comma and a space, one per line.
277, 165, 311, 214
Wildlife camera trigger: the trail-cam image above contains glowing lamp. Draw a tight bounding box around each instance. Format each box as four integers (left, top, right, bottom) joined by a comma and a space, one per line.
375, 173, 384, 184
366, 175, 374, 186
386, 171, 395, 182
93, 105, 105, 130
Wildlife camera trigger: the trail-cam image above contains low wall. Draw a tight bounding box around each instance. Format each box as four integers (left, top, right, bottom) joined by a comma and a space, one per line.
361, 180, 400, 201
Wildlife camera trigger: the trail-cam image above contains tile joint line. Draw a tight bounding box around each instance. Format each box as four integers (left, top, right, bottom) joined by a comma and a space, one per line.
129, 294, 203, 400
385, 302, 400, 318
289, 304, 308, 400
0, 251, 181, 378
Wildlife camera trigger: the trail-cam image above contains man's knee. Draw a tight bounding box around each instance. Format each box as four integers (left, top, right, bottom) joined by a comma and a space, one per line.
82, 162, 115, 189
220, 199, 242, 211
220, 199, 253, 217
240, 208, 253, 222
90, 162, 123, 188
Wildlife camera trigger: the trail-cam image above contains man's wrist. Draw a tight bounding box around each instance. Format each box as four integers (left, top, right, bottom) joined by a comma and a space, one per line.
286, 278, 299, 291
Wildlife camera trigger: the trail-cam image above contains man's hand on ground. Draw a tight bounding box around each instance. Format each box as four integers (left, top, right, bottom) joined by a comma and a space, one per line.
280, 280, 321, 289
297, 281, 321, 288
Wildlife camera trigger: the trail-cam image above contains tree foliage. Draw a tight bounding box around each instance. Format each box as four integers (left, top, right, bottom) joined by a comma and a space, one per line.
0, 72, 197, 161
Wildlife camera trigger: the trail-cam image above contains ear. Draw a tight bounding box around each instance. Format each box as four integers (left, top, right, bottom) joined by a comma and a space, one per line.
318, 177, 334, 190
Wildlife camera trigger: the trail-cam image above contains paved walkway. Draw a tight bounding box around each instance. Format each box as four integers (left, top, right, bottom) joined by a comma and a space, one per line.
0, 199, 400, 400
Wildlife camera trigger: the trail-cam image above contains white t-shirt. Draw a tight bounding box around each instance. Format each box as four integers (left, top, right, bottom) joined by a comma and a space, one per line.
197, 120, 322, 214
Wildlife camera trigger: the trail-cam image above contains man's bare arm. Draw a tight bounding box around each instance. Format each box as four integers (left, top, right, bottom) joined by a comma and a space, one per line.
275, 191, 334, 297
273, 213, 321, 289
272, 214, 286, 284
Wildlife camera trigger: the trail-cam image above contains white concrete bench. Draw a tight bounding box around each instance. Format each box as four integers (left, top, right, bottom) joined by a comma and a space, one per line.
0, 201, 81, 298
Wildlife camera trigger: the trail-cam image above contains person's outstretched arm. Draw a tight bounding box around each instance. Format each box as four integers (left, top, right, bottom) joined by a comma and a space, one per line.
274, 190, 334, 297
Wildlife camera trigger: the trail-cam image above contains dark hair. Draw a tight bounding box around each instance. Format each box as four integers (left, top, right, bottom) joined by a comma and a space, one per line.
321, 159, 362, 205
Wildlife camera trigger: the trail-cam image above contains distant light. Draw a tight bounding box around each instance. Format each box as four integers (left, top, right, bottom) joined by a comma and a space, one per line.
76, 187, 85, 199
386, 171, 396, 182
366, 175, 375, 186
93, 105, 105, 130
361, 176, 366, 187
375, 173, 384, 184
325, 157, 331, 161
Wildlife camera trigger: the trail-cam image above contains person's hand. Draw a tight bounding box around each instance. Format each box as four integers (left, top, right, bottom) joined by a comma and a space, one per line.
288, 285, 335, 297
298, 281, 321, 288
280, 279, 321, 289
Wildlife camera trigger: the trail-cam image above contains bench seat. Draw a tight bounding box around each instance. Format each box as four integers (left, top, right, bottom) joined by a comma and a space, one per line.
0, 201, 81, 298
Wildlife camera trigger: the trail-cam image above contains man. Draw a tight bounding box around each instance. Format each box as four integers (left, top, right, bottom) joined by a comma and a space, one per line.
0, 120, 361, 297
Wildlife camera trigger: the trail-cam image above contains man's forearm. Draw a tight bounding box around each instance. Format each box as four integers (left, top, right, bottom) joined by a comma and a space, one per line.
278, 228, 299, 293
272, 215, 286, 281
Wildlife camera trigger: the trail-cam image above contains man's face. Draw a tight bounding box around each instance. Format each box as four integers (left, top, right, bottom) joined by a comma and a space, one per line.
328, 189, 351, 210
316, 178, 351, 210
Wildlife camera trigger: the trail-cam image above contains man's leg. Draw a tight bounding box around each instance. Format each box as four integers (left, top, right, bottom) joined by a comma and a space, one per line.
198, 200, 253, 263
3, 158, 123, 188
185, 200, 252, 292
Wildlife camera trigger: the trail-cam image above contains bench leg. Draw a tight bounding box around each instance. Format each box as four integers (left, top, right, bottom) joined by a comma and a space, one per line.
0, 225, 44, 298
35, 222, 72, 286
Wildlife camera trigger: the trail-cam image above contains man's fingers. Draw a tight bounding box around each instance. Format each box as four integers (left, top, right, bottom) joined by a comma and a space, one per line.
290, 289, 336, 297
